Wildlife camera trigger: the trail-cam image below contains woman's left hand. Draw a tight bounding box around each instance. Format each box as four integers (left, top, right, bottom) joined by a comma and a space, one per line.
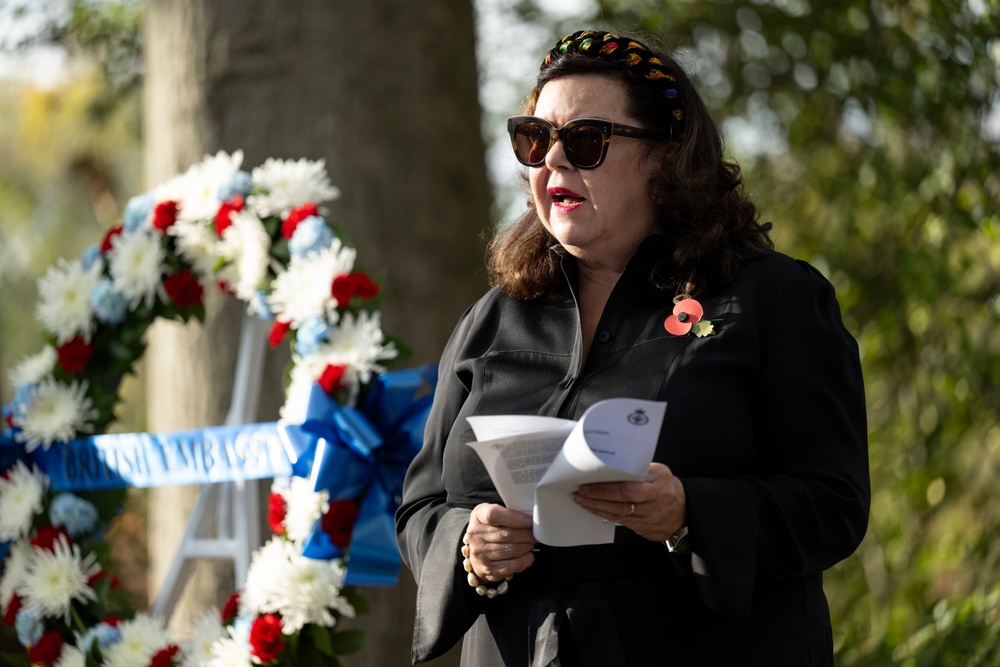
573, 462, 686, 542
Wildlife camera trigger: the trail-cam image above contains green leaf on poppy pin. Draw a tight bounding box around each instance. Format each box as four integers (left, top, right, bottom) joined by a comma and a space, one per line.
692, 321, 715, 338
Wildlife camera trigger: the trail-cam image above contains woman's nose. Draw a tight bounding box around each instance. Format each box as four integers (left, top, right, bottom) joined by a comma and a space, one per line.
543, 135, 574, 171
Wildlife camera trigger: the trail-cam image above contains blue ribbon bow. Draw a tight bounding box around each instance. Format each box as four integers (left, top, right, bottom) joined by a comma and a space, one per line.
279, 363, 437, 586
0, 431, 27, 564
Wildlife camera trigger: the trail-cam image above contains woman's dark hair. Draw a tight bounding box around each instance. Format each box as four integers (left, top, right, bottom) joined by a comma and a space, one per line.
488, 32, 773, 299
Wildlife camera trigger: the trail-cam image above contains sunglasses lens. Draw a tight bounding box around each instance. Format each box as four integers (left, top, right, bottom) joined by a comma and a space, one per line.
564, 125, 606, 168
513, 121, 551, 165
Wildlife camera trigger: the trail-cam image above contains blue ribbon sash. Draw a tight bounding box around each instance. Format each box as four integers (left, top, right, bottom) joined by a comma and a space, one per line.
23, 423, 292, 491
0, 364, 438, 587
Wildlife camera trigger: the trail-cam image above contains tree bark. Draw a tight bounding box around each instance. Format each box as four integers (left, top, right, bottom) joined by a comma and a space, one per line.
144, 1, 489, 664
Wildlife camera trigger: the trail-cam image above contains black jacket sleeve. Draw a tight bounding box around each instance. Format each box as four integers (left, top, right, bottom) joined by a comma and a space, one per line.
395, 303, 483, 663
682, 259, 870, 616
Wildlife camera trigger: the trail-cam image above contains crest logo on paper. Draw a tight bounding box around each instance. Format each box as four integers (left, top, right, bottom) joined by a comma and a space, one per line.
627, 409, 649, 426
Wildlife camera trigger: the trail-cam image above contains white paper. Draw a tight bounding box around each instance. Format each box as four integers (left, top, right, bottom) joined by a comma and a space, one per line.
465, 398, 665, 546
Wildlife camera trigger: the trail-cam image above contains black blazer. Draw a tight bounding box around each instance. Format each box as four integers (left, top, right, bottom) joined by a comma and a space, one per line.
396, 242, 870, 666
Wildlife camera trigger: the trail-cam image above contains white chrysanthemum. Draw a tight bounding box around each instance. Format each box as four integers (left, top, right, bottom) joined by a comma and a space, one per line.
20, 537, 99, 621
174, 150, 244, 223
180, 610, 228, 667
35, 258, 101, 344
278, 365, 316, 422
102, 614, 172, 667
107, 229, 166, 309
0, 541, 32, 613
267, 240, 355, 328
247, 157, 340, 217
7, 346, 57, 388
283, 477, 329, 545
0, 461, 48, 541
170, 219, 222, 278
15, 379, 97, 452
216, 210, 272, 302
299, 311, 398, 391
208, 626, 253, 667
241, 537, 353, 634
53, 644, 85, 667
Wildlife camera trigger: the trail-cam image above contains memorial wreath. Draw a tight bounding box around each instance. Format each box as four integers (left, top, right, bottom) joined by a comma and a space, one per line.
0, 151, 429, 666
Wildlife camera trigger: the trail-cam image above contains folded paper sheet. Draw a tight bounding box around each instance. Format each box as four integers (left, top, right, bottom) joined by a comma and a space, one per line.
466, 398, 665, 546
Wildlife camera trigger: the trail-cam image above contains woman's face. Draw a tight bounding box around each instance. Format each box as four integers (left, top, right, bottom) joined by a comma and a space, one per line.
530, 74, 660, 273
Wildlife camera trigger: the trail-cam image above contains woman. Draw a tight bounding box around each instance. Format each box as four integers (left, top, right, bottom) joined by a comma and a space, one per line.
396, 30, 869, 666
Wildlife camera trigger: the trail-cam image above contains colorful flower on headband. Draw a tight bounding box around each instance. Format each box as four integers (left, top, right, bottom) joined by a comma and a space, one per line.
664, 296, 716, 337
543, 30, 685, 128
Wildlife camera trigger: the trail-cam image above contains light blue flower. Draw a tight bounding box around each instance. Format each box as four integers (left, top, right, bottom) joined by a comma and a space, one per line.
123, 192, 156, 233
232, 614, 253, 645
217, 170, 253, 201
289, 215, 335, 258
11, 384, 33, 416
295, 315, 332, 357
49, 492, 99, 537
248, 290, 274, 321
79, 622, 122, 651
90, 277, 129, 325
80, 244, 102, 270
15, 609, 43, 647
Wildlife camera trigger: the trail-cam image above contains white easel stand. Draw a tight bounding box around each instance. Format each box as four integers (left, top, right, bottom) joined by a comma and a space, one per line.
150, 314, 269, 620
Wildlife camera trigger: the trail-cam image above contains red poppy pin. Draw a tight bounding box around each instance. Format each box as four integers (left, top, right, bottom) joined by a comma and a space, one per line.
664, 296, 716, 337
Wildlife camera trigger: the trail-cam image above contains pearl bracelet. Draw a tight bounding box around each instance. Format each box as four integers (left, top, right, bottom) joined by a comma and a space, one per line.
462, 532, 512, 598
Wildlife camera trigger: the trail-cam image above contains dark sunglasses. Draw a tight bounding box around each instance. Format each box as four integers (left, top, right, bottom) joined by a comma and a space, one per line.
506, 115, 664, 170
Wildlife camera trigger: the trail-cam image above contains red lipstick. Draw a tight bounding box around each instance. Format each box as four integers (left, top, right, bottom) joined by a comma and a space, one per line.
547, 187, 586, 212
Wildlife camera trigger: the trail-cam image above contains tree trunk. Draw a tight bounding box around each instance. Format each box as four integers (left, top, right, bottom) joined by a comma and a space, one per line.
144, 1, 489, 664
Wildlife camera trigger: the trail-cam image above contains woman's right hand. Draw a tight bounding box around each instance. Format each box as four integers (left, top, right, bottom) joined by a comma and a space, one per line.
465, 503, 536, 582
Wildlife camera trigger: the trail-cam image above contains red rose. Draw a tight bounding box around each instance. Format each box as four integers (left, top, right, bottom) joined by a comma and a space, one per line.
267, 492, 287, 535
248, 613, 285, 663
215, 196, 245, 236
281, 202, 319, 239
331, 272, 379, 306
31, 526, 71, 552
149, 644, 180, 667
27, 630, 64, 665
317, 364, 347, 395
221, 591, 240, 623
103, 615, 125, 627
269, 320, 291, 348
101, 224, 123, 253
56, 336, 94, 374
321, 498, 360, 549
152, 200, 180, 233
3, 594, 21, 627
163, 269, 205, 308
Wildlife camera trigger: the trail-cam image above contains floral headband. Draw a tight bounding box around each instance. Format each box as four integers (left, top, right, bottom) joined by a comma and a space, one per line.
542, 30, 685, 127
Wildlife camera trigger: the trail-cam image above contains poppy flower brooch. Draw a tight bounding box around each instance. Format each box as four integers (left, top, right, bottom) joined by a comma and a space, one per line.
664, 296, 717, 337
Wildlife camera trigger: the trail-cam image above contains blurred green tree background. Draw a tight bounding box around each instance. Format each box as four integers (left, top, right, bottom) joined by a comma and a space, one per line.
1, 0, 998, 664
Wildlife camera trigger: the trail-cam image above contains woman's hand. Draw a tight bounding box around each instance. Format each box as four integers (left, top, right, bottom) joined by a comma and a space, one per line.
465, 503, 536, 582
573, 462, 686, 542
